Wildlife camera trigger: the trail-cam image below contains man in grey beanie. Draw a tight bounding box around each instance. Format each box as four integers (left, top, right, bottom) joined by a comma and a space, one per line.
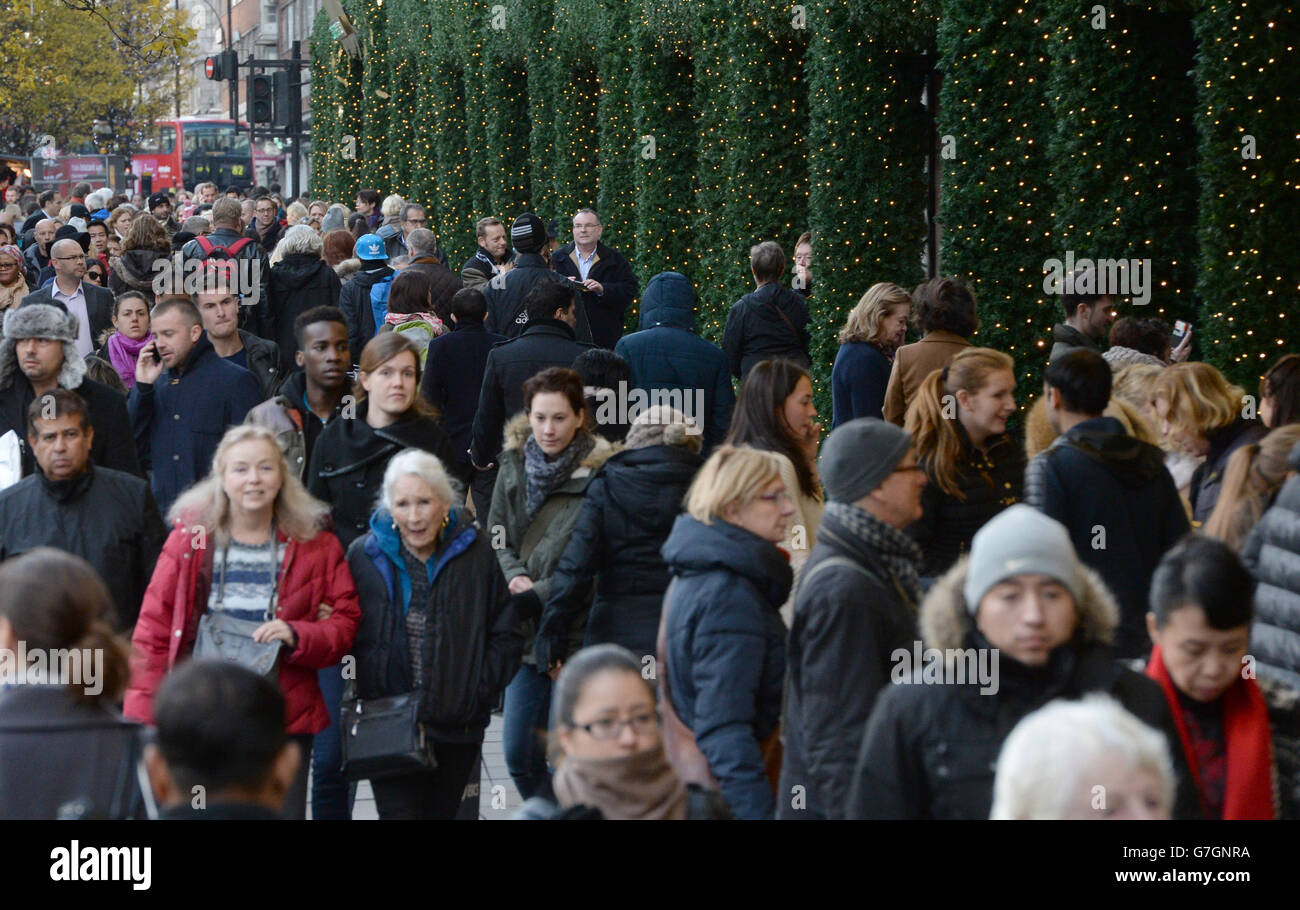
0, 301, 142, 481
778, 417, 928, 819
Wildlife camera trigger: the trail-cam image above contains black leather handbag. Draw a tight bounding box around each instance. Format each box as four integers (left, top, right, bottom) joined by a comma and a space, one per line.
339, 691, 438, 782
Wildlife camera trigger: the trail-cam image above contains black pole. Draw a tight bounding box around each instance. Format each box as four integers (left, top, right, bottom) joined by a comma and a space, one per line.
226, 0, 236, 124
924, 53, 941, 281
291, 41, 302, 198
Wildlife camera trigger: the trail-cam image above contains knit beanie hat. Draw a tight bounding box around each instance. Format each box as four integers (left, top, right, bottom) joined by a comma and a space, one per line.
623, 405, 703, 453
819, 417, 913, 503
510, 213, 546, 254
962, 505, 1082, 614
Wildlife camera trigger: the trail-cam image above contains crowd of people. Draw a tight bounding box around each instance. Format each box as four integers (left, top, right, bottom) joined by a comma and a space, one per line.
0, 173, 1297, 824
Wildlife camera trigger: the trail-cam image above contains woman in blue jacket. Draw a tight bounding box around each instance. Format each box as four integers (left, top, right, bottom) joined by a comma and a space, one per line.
831, 282, 912, 426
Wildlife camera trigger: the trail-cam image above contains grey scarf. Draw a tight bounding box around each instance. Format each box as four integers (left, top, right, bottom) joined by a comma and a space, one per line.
824, 501, 924, 607
523, 432, 595, 523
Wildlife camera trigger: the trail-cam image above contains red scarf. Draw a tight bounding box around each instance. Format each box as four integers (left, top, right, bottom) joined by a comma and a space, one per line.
1145, 644, 1274, 819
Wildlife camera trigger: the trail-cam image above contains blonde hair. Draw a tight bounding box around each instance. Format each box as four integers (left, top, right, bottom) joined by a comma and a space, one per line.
1150, 361, 1246, 441
904, 347, 1015, 498
685, 445, 789, 524
1112, 363, 1171, 452
168, 425, 329, 544
285, 201, 309, 226
838, 282, 912, 346
1203, 424, 1300, 550
381, 194, 404, 217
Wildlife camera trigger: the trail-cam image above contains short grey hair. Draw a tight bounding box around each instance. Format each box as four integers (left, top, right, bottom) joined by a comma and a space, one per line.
990, 695, 1176, 820
380, 448, 455, 512
572, 207, 599, 224
406, 227, 438, 258
400, 202, 426, 223
749, 241, 785, 282
275, 223, 323, 258
180, 216, 210, 235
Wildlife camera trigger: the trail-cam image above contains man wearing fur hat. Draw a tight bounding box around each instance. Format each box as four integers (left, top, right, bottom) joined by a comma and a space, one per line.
0, 302, 141, 479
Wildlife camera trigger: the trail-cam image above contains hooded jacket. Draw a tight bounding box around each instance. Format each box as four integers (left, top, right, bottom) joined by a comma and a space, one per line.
538, 443, 704, 662
126, 333, 264, 515
245, 370, 343, 481
306, 399, 456, 549
846, 556, 1201, 820
721, 282, 811, 381
483, 254, 593, 343
346, 509, 522, 741
551, 241, 639, 350
613, 272, 734, 449
660, 513, 792, 820
338, 265, 394, 370
0, 304, 142, 479
1023, 416, 1190, 658
0, 464, 167, 631
488, 414, 615, 664
268, 253, 342, 374
125, 523, 361, 734
107, 248, 170, 303
778, 509, 920, 819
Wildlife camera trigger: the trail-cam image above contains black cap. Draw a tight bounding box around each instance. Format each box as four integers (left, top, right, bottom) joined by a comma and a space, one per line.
148, 191, 171, 210
53, 224, 91, 253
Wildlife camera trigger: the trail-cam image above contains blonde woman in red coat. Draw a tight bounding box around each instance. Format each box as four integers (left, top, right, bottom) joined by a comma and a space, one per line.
125, 424, 361, 818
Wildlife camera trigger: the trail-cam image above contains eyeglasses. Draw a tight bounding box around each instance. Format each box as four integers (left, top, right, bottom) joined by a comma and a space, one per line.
570, 711, 660, 740
405, 218, 427, 226
53, 255, 82, 261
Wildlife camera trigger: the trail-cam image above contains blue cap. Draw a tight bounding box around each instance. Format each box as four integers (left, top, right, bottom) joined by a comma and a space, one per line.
355, 233, 387, 261
90, 209, 111, 223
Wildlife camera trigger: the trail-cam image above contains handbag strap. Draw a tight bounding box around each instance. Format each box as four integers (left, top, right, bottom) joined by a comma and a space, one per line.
763, 284, 802, 344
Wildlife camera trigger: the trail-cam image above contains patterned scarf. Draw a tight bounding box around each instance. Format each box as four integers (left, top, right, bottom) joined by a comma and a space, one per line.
823, 501, 924, 607
523, 431, 595, 523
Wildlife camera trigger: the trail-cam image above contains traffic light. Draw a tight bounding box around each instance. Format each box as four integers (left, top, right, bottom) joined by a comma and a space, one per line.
204, 49, 236, 82
248, 74, 274, 123
272, 71, 301, 130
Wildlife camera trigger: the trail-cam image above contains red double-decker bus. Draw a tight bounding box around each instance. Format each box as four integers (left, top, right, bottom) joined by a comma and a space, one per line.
130, 118, 255, 193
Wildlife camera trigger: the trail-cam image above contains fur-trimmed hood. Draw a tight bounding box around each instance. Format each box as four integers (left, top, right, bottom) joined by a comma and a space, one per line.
109, 248, 168, 292
501, 411, 617, 471
335, 257, 361, 282
0, 304, 87, 391
919, 554, 1119, 653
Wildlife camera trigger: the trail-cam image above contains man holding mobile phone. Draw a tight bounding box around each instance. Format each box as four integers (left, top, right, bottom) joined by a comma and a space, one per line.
551, 208, 638, 350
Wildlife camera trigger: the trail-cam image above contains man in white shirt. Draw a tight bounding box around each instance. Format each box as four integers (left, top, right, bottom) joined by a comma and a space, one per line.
21, 239, 113, 355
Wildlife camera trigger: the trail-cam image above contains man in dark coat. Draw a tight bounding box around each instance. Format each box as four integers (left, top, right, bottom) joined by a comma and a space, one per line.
484, 213, 592, 343
469, 279, 593, 478
0, 390, 166, 630
245, 195, 285, 254
721, 240, 811, 380
847, 505, 1201, 820
614, 271, 734, 450
21, 238, 113, 355
420, 287, 505, 490
195, 281, 281, 400
1023, 349, 1189, 658
1048, 265, 1115, 364
461, 216, 514, 290
22, 217, 57, 287
779, 419, 928, 820
267, 235, 342, 375
0, 302, 141, 478
180, 197, 271, 335
550, 208, 638, 349
127, 297, 263, 515
337, 233, 394, 371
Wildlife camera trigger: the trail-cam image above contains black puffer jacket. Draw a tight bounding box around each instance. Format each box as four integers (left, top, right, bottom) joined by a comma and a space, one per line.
537, 443, 704, 662
777, 508, 920, 819
307, 400, 456, 549
1190, 417, 1268, 525
483, 254, 592, 343
1023, 416, 1190, 658
236, 329, 282, 401
268, 253, 342, 374
346, 509, 522, 742
1242, 443, 1300, 691
846, 556, 1201, 820
907, 427, 1025, 577
337, 265, 394, 371
0, 465, 167, 631
721, 282, 811, 380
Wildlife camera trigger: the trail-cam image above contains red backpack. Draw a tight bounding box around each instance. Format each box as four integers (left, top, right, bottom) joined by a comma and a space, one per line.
195, 235, 253, 261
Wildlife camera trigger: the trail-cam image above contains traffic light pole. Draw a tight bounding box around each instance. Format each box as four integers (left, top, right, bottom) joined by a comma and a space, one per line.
213, 48, 307, 194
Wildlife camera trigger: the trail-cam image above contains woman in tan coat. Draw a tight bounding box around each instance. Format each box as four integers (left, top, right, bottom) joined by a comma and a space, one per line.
882, 277, 978, 425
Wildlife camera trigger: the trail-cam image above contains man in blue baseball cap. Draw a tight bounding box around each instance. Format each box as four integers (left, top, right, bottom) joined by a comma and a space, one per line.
337, 233, 394, 369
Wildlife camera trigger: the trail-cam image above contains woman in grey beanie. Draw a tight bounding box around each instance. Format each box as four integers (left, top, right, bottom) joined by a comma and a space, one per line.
536, 406, 704, 664
846, 504, 1200, 821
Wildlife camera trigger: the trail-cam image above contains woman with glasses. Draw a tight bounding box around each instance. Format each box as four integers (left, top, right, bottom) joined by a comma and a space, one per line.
346, 448, 523, 819
515, 644, 730, 819
659, 445, 797, 819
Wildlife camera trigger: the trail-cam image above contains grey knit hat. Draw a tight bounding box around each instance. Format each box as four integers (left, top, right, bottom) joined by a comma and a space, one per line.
962, 505, 1083, 613
623, 405, 703, 453
819, 417, 913, 503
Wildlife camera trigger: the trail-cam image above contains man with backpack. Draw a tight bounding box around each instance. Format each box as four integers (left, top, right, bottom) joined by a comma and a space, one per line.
337, 233, 395, 370
180, 197, 270, 336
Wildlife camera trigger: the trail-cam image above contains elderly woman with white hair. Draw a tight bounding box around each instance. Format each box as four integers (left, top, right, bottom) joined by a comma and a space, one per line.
267, 223, 342, 374
346, 448, 523, 819
991, 695, 1176, 819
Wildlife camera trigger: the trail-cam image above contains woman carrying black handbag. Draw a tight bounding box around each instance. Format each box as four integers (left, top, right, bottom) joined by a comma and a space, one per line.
346, 448, 523, 819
